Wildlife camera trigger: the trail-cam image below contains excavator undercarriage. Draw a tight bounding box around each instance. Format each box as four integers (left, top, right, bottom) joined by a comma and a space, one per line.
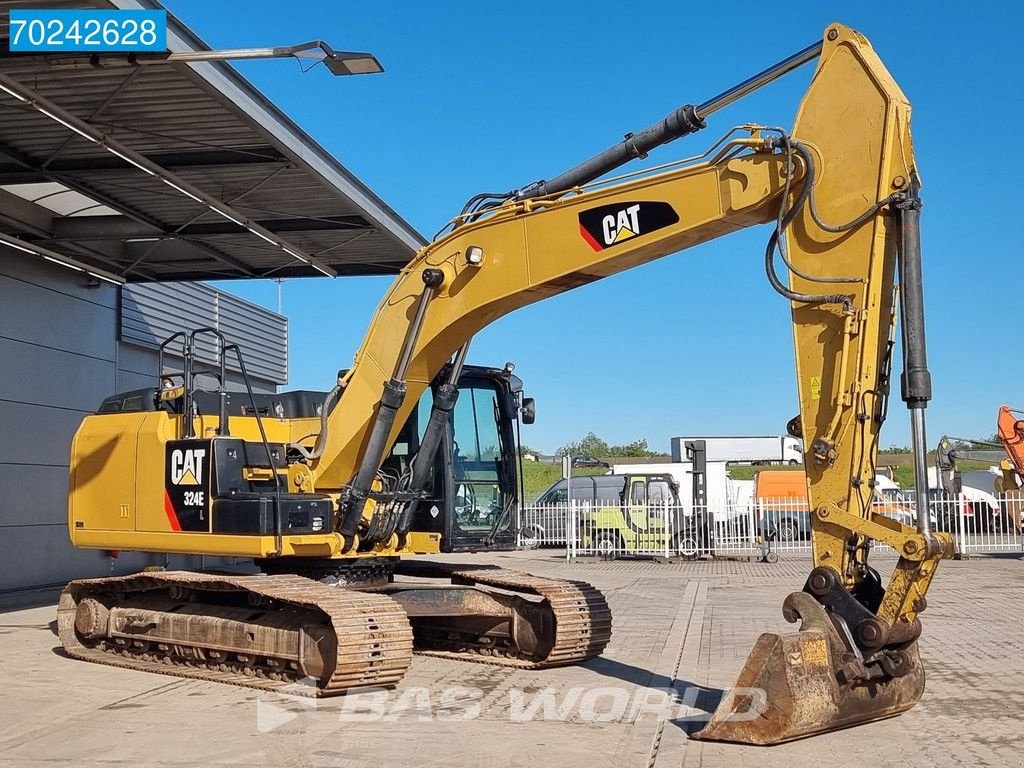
59, 564, 612, 696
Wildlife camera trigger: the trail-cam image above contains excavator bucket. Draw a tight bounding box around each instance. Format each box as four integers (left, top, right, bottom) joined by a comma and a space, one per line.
692, 592, 924, 745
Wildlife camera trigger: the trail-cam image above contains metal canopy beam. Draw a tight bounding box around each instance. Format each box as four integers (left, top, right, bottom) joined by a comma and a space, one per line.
0, 70, 337, 277
122, 262, 399, 282
0, 0, 425, 282
0, 147, 288, 182
0, 138, 261, 279
119, 0, 425, 255
0, 187, 53, 235
0, 137, 172, 233
122, 237, 260, 275
0, 182, 166, 278
50, 213, 371, 241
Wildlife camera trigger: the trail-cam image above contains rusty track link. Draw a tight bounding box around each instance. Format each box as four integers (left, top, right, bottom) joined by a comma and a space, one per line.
57, 571, 413, 697
413, 567, 612, 668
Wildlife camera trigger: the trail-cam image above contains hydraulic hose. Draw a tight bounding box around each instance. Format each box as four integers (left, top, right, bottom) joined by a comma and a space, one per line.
395, 343, 472, 546
763, 137, 852, 310
764, 136, 904, 310
288, 383, 342, 461
336, 268, 445, 551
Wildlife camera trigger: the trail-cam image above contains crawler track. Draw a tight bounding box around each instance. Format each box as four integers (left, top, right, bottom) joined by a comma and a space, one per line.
407, 566, 613, 668
57, 571, 413, 697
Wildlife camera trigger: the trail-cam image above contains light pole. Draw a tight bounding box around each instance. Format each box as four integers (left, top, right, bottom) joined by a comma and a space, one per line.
41, 41, 384, 76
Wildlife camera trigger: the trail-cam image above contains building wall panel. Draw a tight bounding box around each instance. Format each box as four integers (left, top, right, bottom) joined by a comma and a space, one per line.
0, 252, 285, 594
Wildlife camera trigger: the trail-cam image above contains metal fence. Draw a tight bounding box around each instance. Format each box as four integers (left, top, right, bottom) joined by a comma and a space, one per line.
518, 494, 1024, 560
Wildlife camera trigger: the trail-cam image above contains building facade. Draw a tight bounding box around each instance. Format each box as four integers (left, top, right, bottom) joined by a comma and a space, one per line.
0, 250, 286, 596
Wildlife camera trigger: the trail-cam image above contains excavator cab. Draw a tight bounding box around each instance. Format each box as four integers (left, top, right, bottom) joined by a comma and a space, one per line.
383, 363, 529, 552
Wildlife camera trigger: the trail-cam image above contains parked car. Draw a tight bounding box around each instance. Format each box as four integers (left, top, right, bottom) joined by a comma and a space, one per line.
752, 470, 811, 542
873, 476, 930, 528
522, 473, 705, 558
520, 474, 625, 546
572, 456, 610, 468
930, 487, 1010, 534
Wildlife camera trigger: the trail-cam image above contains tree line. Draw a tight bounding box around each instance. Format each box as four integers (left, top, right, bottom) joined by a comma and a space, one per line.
519, 431, 660, 459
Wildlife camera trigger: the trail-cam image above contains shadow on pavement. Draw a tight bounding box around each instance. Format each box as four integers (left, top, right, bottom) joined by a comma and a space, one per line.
585, 655, 726, 733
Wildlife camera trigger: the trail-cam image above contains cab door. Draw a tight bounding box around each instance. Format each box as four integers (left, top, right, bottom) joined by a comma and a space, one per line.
621, 477, 671, 549
621, 478, 647, 549
644, 478, 673, 547
443, 376, 518, 550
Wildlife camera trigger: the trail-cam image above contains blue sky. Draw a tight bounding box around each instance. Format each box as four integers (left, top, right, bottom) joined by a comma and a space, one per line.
165, 1, 1018, 453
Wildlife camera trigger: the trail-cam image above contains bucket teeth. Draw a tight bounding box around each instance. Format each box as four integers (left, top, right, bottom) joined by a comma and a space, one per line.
692, 591, 925, 745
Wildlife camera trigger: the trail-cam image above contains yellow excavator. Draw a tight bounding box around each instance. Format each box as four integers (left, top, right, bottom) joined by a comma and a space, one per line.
59, 23, 954, 745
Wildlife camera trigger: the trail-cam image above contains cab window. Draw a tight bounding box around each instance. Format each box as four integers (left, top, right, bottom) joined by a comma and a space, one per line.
648, 480, 672, 506
629, 480, 646, 505
451, 383, 507, 531
540, 488, 568, 505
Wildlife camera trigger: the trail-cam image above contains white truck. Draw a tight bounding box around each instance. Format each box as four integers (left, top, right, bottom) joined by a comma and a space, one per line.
670, 435, 803, 466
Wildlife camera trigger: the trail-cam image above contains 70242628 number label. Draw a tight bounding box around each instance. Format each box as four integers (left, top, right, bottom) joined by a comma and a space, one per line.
8, 9, 167, 53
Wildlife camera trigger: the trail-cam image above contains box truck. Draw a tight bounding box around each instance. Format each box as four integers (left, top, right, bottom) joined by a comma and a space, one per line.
670, 435, 803, 465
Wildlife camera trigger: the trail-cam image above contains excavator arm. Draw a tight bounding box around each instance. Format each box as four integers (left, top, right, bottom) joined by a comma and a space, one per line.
294, 23, 953, 743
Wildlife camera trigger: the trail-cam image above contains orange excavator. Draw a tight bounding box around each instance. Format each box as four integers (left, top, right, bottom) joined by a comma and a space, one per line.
996, 406, 1024, 530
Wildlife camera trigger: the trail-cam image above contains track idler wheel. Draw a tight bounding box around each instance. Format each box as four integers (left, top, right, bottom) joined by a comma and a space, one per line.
691, 591, 925, 745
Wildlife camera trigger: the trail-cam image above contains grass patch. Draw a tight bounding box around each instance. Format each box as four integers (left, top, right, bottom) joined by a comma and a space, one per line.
728, 460, 994, 488
727, 465, 804, 481
890, 460, 991, 489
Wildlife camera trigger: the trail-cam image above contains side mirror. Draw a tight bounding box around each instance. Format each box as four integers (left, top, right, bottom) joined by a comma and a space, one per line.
521, 397, 536, 425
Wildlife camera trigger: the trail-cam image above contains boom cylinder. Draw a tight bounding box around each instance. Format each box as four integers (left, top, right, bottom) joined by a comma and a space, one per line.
336, 269, 445, 547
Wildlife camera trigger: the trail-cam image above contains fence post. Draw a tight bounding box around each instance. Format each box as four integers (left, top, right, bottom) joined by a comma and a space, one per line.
664, 503, 671, 559
566, 500, 573, 562
957, 494, 968, 556
1017, 493, 1024, 551
1015, 493, 1024, 551
747, 502, 757, 559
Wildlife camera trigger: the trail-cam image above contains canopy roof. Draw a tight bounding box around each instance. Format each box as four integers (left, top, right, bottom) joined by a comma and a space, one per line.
0, 0, 425, 282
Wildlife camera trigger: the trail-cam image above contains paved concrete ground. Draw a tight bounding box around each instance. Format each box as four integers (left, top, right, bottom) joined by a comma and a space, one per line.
1, 551, 1022, 767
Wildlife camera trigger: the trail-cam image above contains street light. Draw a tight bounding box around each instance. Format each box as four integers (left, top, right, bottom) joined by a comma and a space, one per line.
162, 41, 384, 76
38, 40, 384, 77
323, 51, 384, 76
